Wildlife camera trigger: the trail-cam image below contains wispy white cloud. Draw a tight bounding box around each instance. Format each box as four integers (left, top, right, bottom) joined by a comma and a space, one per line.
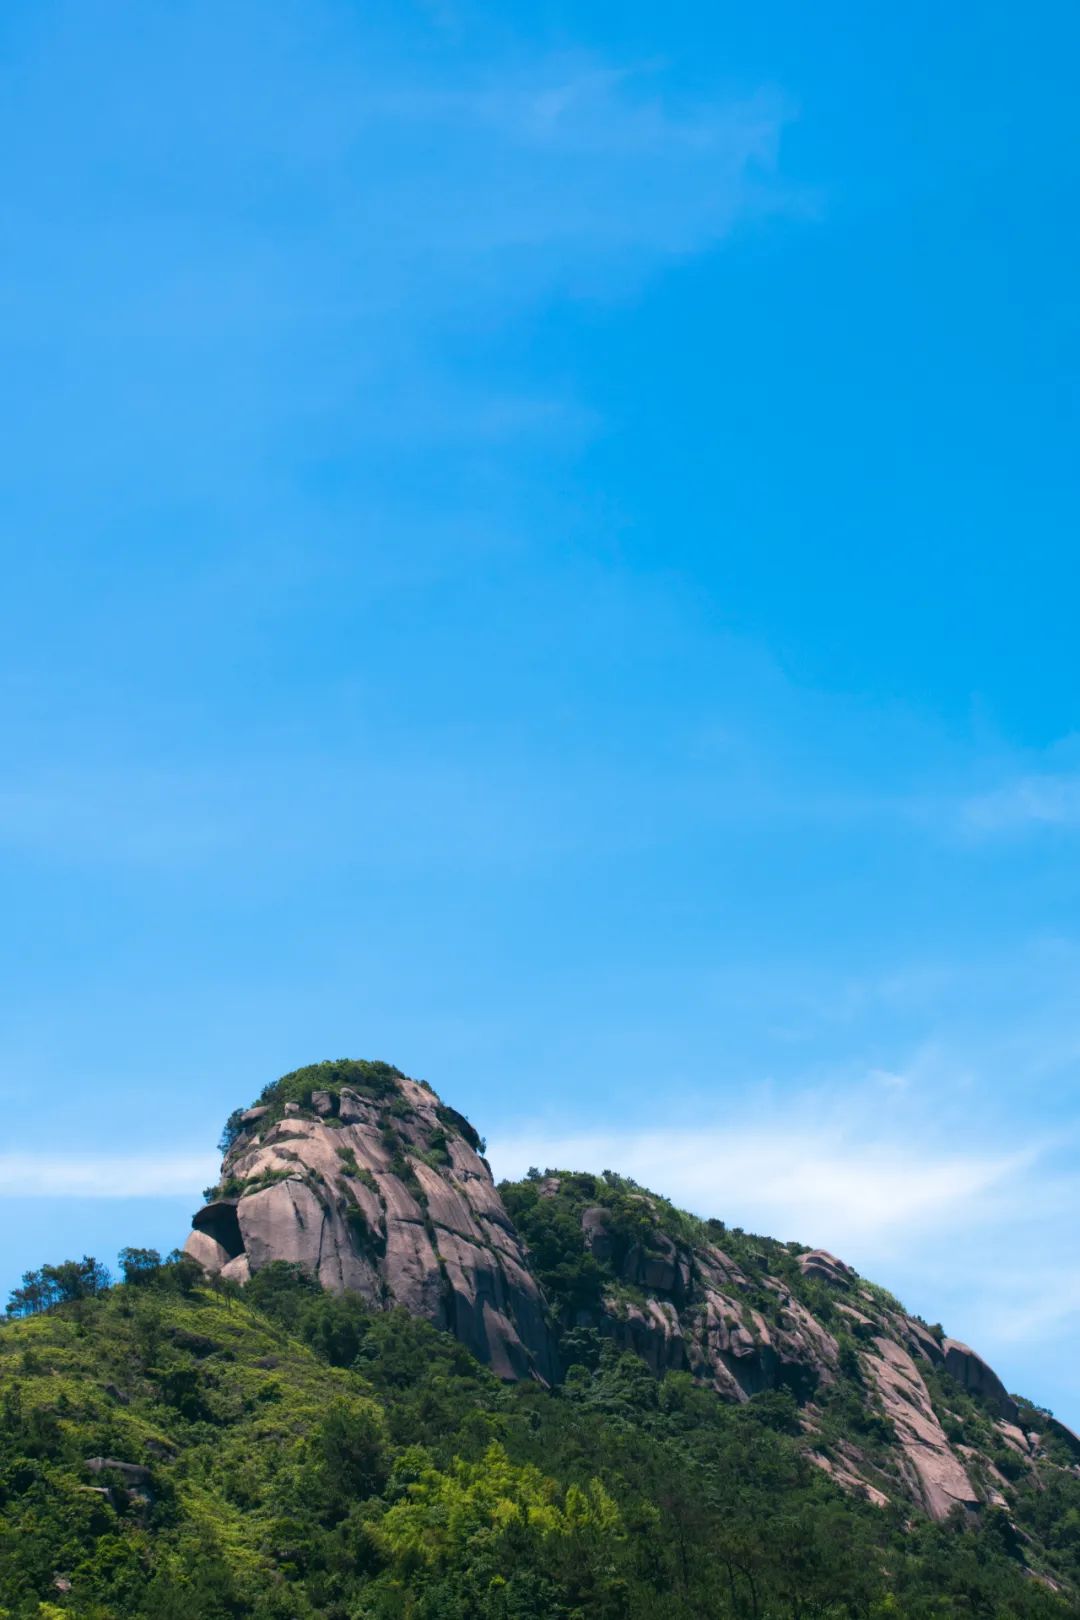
980, 1266, 1080, 1345
0, 1152, 217, 1198
488, 1066, 1080, 1400
961, 773, 1080, 834
0, 744, 614, 871
489, 1118, 1032, 1255
6, 24, 805, 329
1, 12, 809, 537
355, 61, 800, 253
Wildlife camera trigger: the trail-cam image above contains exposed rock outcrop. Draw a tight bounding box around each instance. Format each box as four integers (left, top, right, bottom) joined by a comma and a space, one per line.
512, 1180, 1026, 1522
526, 1179, 842, 1403
798, 1249, 855, 1287
809, 1449, 890, 1509
183, 1229, 232, 1273
184, 1059, 1033, 1529
185, 1066, 556, 1383
898, 1314, 945, 1366
604, 1270, 840, 1402
864, 1336, 979, 1520
1046, 1416, 1080, 1462
942, 1337, 1020, 1423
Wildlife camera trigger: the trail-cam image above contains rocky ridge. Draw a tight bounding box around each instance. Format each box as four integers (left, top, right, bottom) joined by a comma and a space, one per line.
186, 1060, 1080, 1530
501, 1172, 1071, 1526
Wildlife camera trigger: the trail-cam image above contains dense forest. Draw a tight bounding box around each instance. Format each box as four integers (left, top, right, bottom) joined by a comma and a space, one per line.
3, 1245, 1080, 1620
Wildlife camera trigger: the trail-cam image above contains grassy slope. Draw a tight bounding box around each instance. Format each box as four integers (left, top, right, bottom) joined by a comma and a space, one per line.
0, 1283, 379, 1616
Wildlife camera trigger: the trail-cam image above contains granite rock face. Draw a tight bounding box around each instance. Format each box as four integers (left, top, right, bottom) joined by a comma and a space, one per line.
585, 1211, 841, 1403
507, 1173, 1036, 1523
863, 1336, 980, 1519
185, 1070, 557, 1382
185, 1061, 1039, 1527
798, 1249, 856, 1287
942, 1337, 1020, 1423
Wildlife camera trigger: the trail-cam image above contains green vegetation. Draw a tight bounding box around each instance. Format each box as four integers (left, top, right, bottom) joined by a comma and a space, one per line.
497, 1166, 1080, 1582
216, 1061, 486, 1162
500, 1170, 824, 1331
218, 1062, 408, 1156
259, 1059, 406, 1112
3, 1251, 1080, 1618
5, 1259, 112, 1320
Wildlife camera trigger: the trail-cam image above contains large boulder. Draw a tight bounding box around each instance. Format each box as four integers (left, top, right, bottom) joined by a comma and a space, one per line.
339, 1087, 380, 1125
942, 1338, 1019, 1423
189, 1199, 243, 1260
900, 1315, 945, 1366
182, 1229, 231, 1274
188, 1071, 557, 1383
798, 1249, 855, 1287
219, 1253, 251, 1284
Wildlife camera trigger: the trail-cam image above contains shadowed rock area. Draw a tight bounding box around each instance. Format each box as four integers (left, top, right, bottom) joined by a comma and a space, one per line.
569, 1195, 841, 1402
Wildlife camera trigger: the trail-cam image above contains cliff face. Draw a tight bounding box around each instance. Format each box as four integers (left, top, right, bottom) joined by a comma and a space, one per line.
184, 1062, 556, 1383
185, 1061, 1076, 1528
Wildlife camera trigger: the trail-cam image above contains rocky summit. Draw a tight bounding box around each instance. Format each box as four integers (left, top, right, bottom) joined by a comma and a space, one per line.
7, 1056, 1080, 1618
186, 1060, 557, 1382
185, 1058, 1080, 1532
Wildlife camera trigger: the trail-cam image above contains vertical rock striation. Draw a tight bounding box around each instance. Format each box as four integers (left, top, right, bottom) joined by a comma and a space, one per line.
185, 1064, 556, 1382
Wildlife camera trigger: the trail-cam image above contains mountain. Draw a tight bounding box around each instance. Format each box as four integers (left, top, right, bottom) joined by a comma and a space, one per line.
185, 1059, 1079, 1528
3, 1058, 1080, 1619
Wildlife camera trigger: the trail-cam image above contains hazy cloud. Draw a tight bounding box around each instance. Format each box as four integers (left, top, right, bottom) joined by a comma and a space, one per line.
487, 1071, 1080, 1394
0, 1153, 217, 1199
488, 1120, 1031, 1255
962, 774, 1080, 834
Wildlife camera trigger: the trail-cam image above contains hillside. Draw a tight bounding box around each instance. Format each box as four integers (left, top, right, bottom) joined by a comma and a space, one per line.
2, 1058, 1080, 1618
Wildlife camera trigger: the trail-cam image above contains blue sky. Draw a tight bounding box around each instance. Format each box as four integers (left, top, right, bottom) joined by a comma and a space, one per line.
2, 0, 1080, 1421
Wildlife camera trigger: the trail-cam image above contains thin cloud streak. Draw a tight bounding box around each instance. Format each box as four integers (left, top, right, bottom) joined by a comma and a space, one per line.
487, 1088, 1080, 1372
961, 774, 1080, 834
0, 1153, 217, 1198
488, 1124, 1030, 1249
